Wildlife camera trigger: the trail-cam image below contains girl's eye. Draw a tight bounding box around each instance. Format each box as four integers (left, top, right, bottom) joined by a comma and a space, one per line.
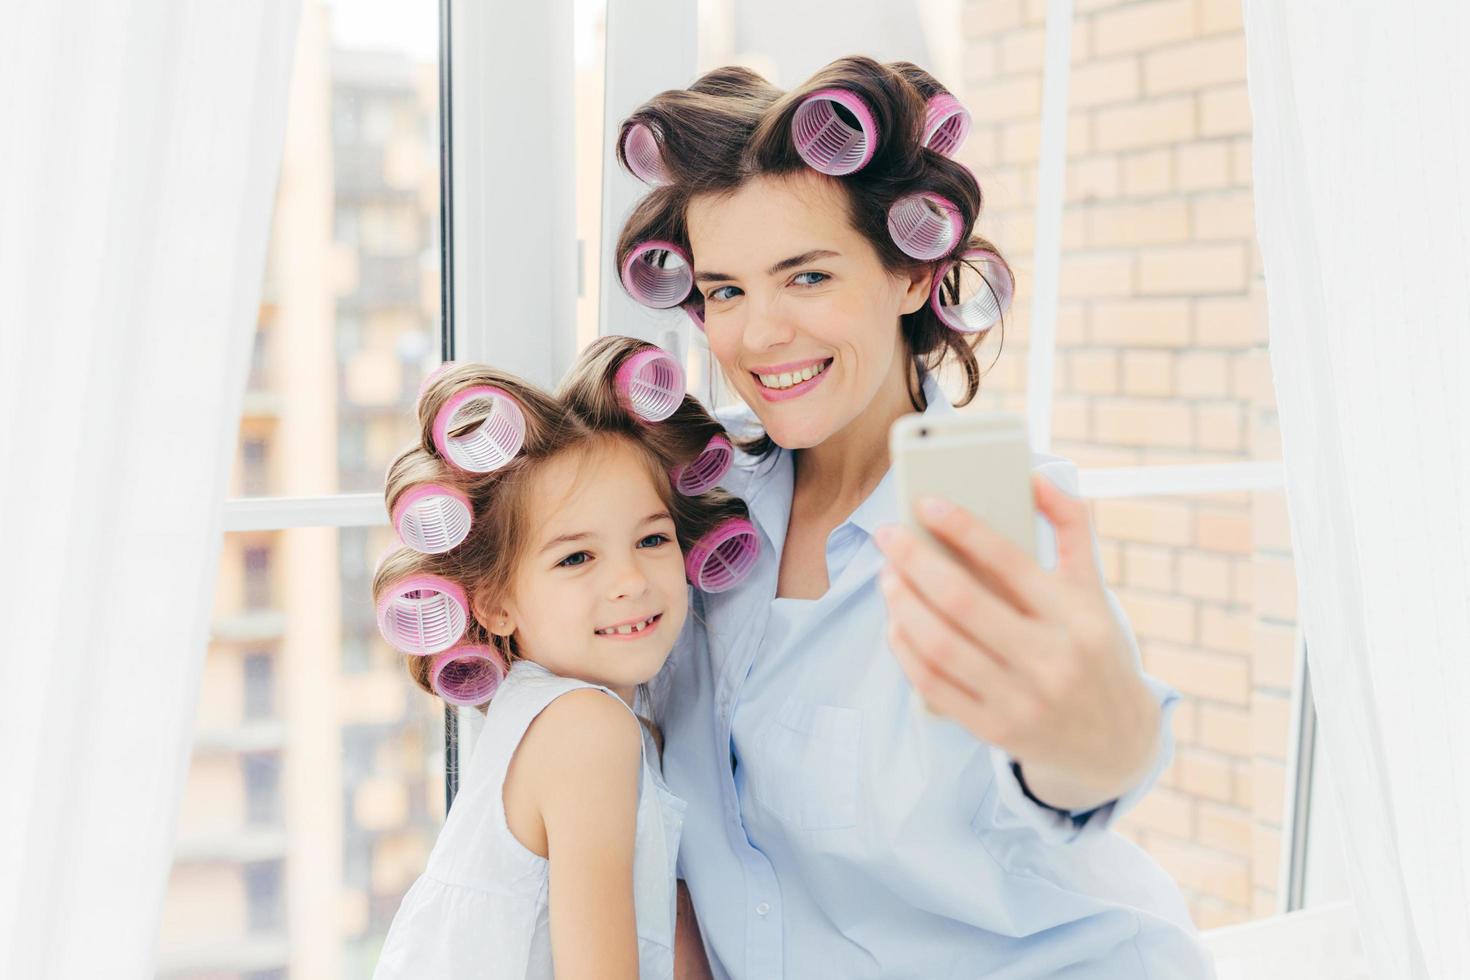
638, 533, 671, 549
792, 271, 829, 287
557, 551, 591, 568
706, 285, 742, 303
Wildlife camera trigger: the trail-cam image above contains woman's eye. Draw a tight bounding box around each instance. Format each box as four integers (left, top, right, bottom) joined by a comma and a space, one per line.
638, 533, 671, 549
706, 285, 741, 303
792, 271, 829, 287
557, 551, 591, 568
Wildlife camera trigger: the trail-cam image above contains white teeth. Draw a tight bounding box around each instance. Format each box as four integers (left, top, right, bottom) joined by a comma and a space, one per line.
597, 615, 656, 636
756, 361, 828, 390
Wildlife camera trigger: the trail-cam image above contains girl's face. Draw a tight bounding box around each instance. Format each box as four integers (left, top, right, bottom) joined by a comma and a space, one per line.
687, 171, 932, 450
491, 439, 689, 697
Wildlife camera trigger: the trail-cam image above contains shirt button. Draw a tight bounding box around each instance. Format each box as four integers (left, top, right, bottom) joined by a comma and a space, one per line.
755, 902, 770, 916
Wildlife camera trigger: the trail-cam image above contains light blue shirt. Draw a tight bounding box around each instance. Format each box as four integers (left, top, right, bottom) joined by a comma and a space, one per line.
654, 375, 1214, 979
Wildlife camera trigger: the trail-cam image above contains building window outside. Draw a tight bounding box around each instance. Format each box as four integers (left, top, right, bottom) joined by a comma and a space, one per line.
243, 546, 272, 610
244, 860, 285, 934
243, 752, 282, 827
243, 651, 276, 721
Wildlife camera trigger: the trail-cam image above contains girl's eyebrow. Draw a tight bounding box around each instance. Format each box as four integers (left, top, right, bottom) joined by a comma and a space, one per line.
695, 249, 839, 284
538, 512, 672, 554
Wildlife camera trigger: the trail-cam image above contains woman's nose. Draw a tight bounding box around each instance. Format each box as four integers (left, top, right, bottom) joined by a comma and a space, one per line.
742, 295, 797, 352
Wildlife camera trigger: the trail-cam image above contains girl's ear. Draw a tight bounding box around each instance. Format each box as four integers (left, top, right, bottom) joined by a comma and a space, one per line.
475, 595, 516, 637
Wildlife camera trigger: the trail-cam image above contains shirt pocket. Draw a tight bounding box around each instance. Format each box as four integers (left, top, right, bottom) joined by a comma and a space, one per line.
748, 701, 862, 830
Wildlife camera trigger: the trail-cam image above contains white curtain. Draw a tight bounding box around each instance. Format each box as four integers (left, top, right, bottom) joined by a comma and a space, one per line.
1243, 2, 1470, 977
0, 2, 300, 977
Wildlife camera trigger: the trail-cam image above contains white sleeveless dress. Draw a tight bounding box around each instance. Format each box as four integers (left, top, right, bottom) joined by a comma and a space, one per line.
372, 660, 687, 979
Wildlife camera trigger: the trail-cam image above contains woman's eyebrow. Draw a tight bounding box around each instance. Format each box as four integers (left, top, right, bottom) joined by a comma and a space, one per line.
694, 249, 839, 283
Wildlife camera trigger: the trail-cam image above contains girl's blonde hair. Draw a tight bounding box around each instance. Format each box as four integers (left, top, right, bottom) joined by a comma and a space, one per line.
373, 335, 747, 710
615, 56, 1012, 460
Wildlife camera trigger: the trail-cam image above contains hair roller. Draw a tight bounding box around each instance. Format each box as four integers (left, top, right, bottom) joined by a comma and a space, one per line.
392, 483, 473, 555
620, 121, 669, 185
931, 249, 1014, 334
921, 93, 972, 158
886, 192, 963, 261
431, 385, 526, 472
686, 517, 759, 593
620, 240, 694, 309
791, 87, 878, 176
429, 645, 507, 706
671, 434, 733, 496
376, 573, 470, 655
616, 347, 686, 423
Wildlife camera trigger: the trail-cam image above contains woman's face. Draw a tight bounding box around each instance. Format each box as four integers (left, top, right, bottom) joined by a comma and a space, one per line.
686, 171, 932, 450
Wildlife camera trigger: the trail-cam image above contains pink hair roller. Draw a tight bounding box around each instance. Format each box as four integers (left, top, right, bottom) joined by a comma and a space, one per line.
672, 434, 733, 496
886, 192, 963, 261
930, 249, 1014, 334
621, 121, 669, 185
921, 93, 972, 158
392, 484, 473, 555
621, 240, 694, 309
791, 88, 878, 176
429, 645, 507, 706
432, 385, 526, 473
686, 517, 759, 593
376, 574, 469, 656
616, 347, 685, 423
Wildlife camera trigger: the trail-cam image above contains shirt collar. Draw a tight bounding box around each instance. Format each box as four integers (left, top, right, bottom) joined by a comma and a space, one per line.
743, 372, 957, 544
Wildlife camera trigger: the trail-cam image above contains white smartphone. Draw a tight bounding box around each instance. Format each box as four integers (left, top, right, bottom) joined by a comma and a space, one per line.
889, 411, 1037, 561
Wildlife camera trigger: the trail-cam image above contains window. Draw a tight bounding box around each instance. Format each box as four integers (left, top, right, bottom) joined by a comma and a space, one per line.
243, 753, 282, 826
243, 651, 276, 720
244, 860, 285, 934
158, 1, 447, 974
243, 546, 272, 610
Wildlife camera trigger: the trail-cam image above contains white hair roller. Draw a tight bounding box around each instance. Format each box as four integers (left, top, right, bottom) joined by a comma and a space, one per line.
429, 645, 507, 706
887, 192, 963, 261
791, 87, 878, 176
672, 434, 733, 496
621, 121, 670, 185
392, 484, 473, 555
431, 385, 526, 473
921, 92, 972, 158
616, 347, 686, 423
621, 240, 695, 310
376, 573, 469, 656
930, 249, 1014, 334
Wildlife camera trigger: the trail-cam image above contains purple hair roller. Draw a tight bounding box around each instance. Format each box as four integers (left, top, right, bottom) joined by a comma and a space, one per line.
621, 240, 694, 310
429, 645, 507, 706
616, 347, 686, 423
791, 88, 878, 176
432, 385, 526, 473
621, 121, 669, 185
686, 517, 759, 593
376, 574, 469, 655
392, 484, 473, 555
930, 249, 1014, 334
886, 192, 963, 261
921, 93, 972, 158
672, 434, 733, 496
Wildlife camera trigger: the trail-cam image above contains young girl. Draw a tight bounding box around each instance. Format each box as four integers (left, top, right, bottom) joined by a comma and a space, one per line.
370, 336, 752, 980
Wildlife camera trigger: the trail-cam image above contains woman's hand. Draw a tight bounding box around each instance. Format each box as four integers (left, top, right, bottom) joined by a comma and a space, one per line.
873, 472, 1161, 813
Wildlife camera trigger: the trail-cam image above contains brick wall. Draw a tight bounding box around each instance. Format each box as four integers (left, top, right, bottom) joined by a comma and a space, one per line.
956, 0, 1298, 928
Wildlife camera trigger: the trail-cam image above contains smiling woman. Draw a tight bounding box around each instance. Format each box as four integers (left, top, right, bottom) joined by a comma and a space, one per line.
611, 55, 1215, 978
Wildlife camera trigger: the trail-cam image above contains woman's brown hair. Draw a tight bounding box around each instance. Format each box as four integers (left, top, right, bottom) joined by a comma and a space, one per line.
614, 56, 1011, 459
373, 335, 747, 711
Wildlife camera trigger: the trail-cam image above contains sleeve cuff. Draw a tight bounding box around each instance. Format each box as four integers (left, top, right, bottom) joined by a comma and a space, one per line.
988, 674, 1181, 844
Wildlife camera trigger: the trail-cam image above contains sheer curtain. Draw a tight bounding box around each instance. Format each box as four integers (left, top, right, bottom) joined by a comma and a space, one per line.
1243, 1, 1470, 977
0, 3, 300, 977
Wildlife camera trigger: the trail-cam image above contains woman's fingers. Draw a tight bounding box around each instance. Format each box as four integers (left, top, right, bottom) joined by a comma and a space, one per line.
874, 524, 1034, 666
888, 620, 1018, 749
879, 567, 1008, 700
911, 495, 1060, 621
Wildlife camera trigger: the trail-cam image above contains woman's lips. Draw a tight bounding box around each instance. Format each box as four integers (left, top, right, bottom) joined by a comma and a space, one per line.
750, 358, 832, 403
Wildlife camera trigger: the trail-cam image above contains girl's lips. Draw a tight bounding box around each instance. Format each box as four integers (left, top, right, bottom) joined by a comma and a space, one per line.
751, 359, 833, 403
593, 612, 663, 641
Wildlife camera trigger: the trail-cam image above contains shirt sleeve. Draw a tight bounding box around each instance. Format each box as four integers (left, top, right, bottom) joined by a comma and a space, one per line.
986, 455, 1182, 843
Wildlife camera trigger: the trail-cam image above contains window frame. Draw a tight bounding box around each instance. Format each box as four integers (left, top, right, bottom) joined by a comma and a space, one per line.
220, 0, 1319, 907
